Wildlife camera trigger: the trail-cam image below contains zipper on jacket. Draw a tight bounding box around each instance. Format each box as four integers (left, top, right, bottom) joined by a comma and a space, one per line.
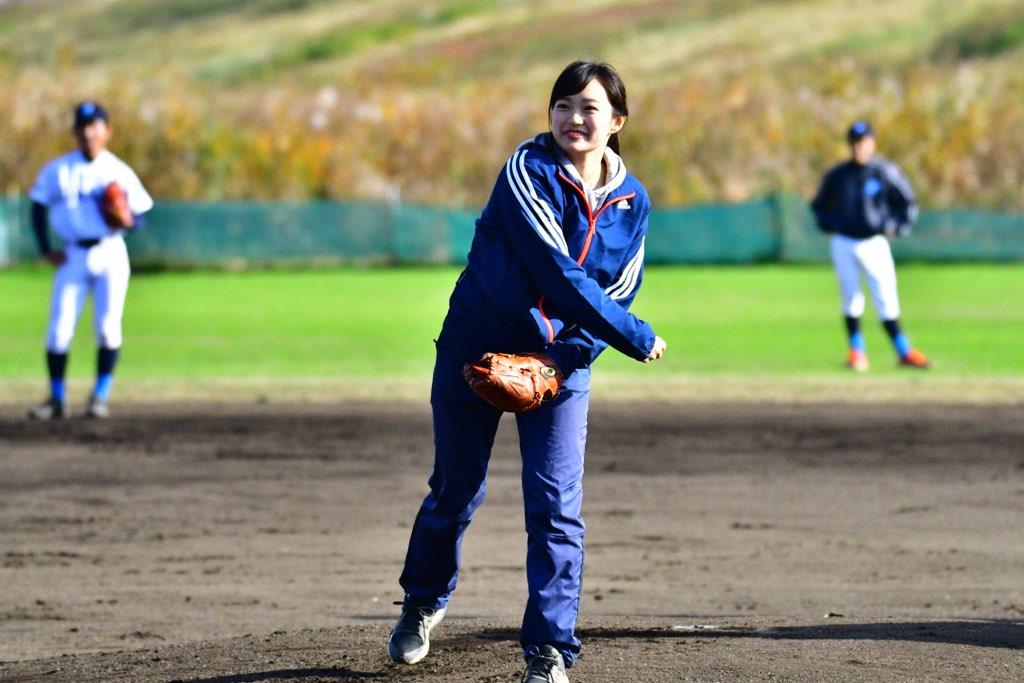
557, 171, 636, 265
534, 172, 636, 343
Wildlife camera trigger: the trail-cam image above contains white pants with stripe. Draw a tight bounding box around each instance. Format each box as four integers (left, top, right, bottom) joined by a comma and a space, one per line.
829, 233, 900, 321
46, 236, 130, 353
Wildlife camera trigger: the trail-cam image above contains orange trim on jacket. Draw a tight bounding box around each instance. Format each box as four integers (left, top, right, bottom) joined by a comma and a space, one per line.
534, 171, 637, 342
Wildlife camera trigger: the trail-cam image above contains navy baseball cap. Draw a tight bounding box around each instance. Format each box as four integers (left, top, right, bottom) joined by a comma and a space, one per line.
847, 120, 873, 142
73, 101, 109, 127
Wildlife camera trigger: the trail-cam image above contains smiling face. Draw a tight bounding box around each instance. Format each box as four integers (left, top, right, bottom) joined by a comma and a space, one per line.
74, 119, 111, 160
549, 78, 626, 165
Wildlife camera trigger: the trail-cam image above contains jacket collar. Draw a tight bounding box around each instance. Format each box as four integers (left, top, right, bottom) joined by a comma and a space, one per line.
522, 133, 628, 210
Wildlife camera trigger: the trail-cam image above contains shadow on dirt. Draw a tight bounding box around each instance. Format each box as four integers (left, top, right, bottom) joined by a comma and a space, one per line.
580, 620, 1024, 650
171, 667, 387, 682
137, 621, 1024, 683
448, 619, 1024, 650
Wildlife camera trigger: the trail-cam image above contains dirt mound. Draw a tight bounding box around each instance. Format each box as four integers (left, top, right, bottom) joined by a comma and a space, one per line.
1, 402, 1022, 680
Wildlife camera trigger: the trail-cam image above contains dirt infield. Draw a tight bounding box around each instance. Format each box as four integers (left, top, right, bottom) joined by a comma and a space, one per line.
0, 401, 1022, 681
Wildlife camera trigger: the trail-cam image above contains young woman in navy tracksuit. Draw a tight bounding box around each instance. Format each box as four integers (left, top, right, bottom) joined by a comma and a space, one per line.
388, 61, 666, 683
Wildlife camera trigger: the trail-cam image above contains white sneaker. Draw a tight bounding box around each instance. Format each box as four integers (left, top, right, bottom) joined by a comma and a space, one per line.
85, 394, 110, 419
522, 645, 569, 683
387, 602, 446, 664
28, 397, 66, 421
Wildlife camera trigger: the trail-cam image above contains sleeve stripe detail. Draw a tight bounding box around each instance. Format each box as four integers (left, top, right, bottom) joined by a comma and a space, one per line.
880, 162, 913, 196
504, 150, 569, 255
606, 239, 645, 301
879, 161, 918, 224
517, 151, 566, 253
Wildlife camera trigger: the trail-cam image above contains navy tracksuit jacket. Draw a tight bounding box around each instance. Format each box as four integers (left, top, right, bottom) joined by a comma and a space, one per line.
399, 133, 656, 667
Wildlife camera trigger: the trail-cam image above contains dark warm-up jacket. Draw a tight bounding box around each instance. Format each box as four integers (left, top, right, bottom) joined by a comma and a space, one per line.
447, 133, 657, 376
811, 156, 918, 239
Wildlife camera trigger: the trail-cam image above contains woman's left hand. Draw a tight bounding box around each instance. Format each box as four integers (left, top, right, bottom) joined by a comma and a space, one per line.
644, 336, 667, 363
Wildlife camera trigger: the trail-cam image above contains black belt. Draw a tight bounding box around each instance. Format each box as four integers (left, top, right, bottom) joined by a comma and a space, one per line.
75, 239, 101, 248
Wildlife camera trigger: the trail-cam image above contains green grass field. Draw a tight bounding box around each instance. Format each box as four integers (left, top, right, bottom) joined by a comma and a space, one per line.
1, 264, 1021, 404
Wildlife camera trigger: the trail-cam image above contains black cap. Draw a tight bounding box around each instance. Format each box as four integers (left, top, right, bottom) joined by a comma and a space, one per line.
73, 101, 109, 127
847, 120, 873, 143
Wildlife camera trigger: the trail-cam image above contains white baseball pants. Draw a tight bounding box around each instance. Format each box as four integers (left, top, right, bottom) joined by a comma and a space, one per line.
829, 233, 901, 321
46, 236, 130, 353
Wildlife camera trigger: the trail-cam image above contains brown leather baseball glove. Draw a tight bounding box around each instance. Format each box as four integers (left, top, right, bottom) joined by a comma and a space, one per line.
463, 352, 563, 413
99, 182, 133, 228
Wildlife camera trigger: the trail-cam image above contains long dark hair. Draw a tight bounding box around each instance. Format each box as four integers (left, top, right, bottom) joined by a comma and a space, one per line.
548, 60, 629, 154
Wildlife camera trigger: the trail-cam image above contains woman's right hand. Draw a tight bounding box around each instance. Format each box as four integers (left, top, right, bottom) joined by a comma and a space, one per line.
644, 336, 666, 363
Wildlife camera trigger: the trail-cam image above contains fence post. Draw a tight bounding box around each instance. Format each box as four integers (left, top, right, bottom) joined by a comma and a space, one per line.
383, 186, 401, 265
767, 192, 783, 262
0, 198, 8, 266
0, 192, 20, 267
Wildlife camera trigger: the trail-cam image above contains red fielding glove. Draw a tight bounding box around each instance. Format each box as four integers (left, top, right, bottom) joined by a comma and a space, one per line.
463, 352, 563, 413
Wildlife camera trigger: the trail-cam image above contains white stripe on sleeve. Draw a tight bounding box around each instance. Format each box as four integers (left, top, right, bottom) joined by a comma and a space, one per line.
504, 150, 569, 255
882, 162, 918, 225
606, 240, 645, 301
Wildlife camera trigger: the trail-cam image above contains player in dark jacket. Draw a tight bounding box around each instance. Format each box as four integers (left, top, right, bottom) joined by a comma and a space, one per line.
387, 61, 666, 683
812, 121, 929, 371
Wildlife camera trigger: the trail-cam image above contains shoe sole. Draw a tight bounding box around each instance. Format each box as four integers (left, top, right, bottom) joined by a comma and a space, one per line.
846, 354, 869, 373
388, 641, 428, 665
387, 607, 445, 665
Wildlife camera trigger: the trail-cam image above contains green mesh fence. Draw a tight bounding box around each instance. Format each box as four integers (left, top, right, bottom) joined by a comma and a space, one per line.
2, 194, 1022, 267
647, 198, 781, 263
91, 200, 482, 267
771, 194, 1024, 263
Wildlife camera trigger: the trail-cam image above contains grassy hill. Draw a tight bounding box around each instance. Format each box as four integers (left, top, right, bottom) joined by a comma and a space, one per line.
2, 0, 1024, 207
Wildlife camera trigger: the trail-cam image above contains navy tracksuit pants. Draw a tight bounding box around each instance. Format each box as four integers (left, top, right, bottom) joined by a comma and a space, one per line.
399, 311, 591, 666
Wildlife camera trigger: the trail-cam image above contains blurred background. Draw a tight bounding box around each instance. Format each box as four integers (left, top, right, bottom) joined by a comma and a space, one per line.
3, 0, 1024, 207
0, 0, 1021, 396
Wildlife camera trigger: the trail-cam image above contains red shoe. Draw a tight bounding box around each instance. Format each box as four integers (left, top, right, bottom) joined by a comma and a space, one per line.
899, 349, 930, 368
847, 349, 869, 372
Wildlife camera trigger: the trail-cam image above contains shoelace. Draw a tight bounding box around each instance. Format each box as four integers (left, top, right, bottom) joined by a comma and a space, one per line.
392, 601, 432, 636
526, 652, 561, 679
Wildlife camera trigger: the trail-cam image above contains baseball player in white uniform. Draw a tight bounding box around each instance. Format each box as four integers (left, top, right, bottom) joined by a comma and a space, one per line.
28, 101, 153, 419
811, 120, 930, 372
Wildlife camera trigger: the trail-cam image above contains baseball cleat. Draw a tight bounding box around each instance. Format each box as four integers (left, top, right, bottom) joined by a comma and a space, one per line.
846, 349, 869, 372
387, 603, 446, 664
899, 349, 930, 368
86, 395, 110, 419
522, 645, 569, 683
28, 397, 66, 421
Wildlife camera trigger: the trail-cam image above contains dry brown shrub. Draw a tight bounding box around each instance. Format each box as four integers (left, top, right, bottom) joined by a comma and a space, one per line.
2, 58, 1023, 210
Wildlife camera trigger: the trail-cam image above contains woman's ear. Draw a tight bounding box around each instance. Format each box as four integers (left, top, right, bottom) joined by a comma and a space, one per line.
609, 114, 626, 136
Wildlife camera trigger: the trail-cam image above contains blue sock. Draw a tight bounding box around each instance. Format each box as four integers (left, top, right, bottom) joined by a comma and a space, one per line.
50, 378, 66, 403
94, 347, 119, 401
844, 317, 865, 352
94, 374, 113, 401
46, 351, 68, 402
882, 319, 913, 357
893, 333, 912, 357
